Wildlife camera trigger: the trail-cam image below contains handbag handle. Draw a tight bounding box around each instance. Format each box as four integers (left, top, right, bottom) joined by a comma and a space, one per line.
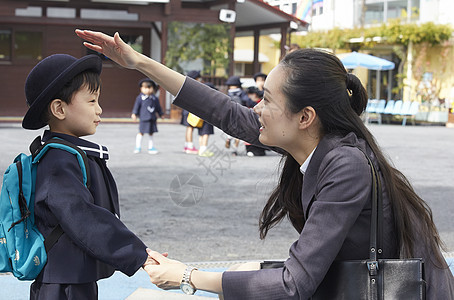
358, 149, 383, 300
355, 149, 383, 267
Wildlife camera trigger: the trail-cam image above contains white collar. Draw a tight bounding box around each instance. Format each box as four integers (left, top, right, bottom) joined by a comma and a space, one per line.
300, 147, 316, 175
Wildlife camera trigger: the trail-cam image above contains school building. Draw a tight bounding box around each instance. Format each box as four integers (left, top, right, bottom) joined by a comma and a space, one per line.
0, 0, 307, 121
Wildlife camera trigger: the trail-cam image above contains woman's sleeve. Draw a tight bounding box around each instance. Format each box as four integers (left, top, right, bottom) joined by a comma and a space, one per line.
222, 147, 372, 299
173, 77, 263, 147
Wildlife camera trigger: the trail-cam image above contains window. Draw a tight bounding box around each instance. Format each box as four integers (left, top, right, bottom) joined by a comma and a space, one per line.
0, 30, 11, 61
234, 62, 254, 77
15, 31, 43, 60
0, 29, 42, 61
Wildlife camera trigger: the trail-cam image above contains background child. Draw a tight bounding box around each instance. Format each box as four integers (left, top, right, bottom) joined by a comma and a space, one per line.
224, 76, 254, 155
131, 78, 163, 154
252, 72, 267, 98
180, 70, 202, 154
197, 82, 217, 157
245, 86, 266, 157
22, 54, 153, 300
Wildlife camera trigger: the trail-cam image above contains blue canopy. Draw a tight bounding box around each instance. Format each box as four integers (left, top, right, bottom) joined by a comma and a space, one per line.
340, 51, 395, 71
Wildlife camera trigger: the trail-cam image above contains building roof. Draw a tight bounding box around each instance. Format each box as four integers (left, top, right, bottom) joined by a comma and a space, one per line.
21, 0, 308, 35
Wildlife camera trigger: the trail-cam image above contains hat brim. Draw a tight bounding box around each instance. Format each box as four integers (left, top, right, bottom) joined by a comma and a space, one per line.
22, 55, 102, 130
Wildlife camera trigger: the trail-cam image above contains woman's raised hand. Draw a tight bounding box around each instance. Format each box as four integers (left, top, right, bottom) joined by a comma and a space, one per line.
75, 30, 141, 70
75, 29, 186, 96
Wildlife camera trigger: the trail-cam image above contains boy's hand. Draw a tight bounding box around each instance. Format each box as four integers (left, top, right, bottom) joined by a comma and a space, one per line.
142, 248, 168, 268
131, 114, 137, 121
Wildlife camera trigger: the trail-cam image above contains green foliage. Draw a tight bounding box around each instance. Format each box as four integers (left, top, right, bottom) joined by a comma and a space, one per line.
166, 22, 231, 76
292, 21, 452, 50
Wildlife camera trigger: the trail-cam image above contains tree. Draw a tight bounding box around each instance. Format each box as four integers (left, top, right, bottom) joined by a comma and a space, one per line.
166, 22, 231, 77
292, 21, 452, 99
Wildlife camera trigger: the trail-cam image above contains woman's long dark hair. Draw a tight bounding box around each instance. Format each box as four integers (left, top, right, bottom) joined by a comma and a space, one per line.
259, 49, 446, 265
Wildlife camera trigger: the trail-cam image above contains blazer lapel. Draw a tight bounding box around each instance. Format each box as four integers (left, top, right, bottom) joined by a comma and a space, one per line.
301, 134, 341, 218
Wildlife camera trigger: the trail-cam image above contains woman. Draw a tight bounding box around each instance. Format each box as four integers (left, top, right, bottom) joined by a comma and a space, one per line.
75, 29, 454, 299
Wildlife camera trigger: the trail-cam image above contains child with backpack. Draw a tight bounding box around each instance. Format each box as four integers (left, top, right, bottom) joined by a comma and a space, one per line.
6, 54, 153, 300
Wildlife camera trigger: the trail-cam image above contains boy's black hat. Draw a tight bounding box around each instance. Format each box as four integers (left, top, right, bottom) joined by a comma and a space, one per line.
23, 54, 102, 130
187, 70, 201, 80
225, 76, 242, 86
139, 78, 158, 90
253, 72, 267, 81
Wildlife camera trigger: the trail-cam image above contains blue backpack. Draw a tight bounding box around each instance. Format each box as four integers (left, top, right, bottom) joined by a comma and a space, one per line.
0, 137, 90, 280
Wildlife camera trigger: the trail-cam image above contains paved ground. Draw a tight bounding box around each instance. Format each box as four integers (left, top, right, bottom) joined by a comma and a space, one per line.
0, 121, 453, 299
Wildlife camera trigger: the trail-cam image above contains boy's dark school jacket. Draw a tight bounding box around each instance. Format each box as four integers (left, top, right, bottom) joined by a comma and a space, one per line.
132, 94, 163, 121
34, 130, 147, 283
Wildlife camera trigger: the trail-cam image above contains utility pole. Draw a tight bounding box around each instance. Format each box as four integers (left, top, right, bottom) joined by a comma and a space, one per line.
404, 0, 413, 102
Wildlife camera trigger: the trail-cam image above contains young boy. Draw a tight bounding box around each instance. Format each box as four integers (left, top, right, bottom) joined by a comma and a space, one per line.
252, 72, 267, 98
224, 76, 254, 155
180, 70, 202, 154
22, 54, 152, 300
131, 78, 163, 154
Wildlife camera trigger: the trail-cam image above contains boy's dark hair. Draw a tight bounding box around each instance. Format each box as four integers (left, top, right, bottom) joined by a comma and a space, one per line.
41, 71, 101, 124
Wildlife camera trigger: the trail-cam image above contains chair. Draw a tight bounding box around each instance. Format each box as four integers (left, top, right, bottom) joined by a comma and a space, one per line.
383, 100, 395, 115
366, 99, 378, 113
375, 100, 386, 114
364, 99, 378, 123
401, 101, 420, 126
367, 99, 386, 124
391, 100, 403, 115
400, 101, 412, 115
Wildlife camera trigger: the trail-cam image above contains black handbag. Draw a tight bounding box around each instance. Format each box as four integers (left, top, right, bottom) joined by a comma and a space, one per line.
261, 152, 426, 299
311, 153, 426, 299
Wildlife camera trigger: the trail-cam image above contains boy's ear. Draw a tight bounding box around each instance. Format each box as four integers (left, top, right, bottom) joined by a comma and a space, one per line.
49, 99, 66, 120
298, 106, 317, 130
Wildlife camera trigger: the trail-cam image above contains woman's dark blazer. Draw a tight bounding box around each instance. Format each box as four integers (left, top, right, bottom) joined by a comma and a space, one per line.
174, 77, 454, 299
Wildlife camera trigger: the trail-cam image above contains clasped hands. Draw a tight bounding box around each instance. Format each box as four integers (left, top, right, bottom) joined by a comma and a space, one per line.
142, 248, 187, 290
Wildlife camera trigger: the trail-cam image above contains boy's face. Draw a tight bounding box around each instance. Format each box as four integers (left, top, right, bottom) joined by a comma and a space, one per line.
248, 92, 260, 102
255, 77, 265, 90
55, 85, 102, 137
141, 83, 154, 96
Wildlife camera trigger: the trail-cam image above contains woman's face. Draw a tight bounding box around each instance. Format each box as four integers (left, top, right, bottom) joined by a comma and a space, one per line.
253, 66, 301, 150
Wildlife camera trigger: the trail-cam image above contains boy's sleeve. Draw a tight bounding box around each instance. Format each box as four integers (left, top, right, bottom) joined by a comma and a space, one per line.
43, 150, 148, 276
155, 96, 164, 117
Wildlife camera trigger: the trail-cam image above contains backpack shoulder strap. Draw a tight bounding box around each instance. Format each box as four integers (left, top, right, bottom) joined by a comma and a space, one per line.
31, 137, 91, 189
28, 136, 92, 253
44, 225, 64, 253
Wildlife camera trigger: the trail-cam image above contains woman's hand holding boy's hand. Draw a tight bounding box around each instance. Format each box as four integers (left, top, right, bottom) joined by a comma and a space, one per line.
142, 249, 168, 268
143, 248, 187, 290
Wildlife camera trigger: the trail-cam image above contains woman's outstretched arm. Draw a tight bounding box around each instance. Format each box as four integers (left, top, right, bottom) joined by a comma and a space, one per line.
75, 29, 185, 96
